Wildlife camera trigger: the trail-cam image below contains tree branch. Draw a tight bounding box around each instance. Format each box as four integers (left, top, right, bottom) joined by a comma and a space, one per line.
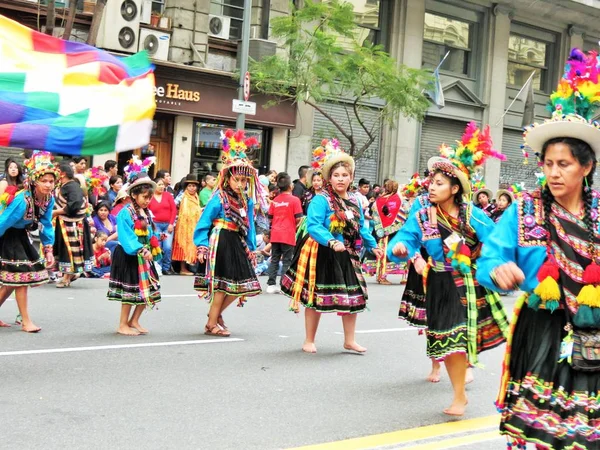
305, 98, 354, 147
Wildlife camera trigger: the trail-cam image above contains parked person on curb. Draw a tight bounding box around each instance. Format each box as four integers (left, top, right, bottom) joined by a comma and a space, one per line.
199, 172, 217, 207
266, 173, 303, 294
0, 158, 25, 198
106, 175, 123, 205
91, 231, 112, 278
92, 200, 118, 253
148, 176, 177, 275
172, 174, 201, 275
292, 165, 310, 200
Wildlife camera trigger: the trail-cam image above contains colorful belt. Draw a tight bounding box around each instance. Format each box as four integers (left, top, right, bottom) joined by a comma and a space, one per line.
212, 218, 240, 232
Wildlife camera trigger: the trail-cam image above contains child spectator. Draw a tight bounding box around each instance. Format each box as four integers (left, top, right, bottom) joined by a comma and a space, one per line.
92, 231, 112, 278
266, 172, 303, 294
254, 232, 272, 275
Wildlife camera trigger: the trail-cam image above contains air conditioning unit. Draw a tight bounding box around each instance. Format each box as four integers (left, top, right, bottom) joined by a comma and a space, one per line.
97, 0, 142, 53
138, 28, 170, 61
140, 0, 152, 25
208, 14, 231, 40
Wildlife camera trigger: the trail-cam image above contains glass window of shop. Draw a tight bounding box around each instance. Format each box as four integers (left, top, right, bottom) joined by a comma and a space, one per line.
210, 0, 244, 41
191, 122, 268, 178
423, 12, 473, 76
507, 26, 556, 93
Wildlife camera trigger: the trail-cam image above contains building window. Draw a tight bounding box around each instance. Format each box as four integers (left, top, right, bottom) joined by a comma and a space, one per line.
151, 0, 164, 14
507, 31, 553, 92
210, 0, 244, 41
423, 12, 472, 76
191, 122, 265, 177
352, 0, 382, 46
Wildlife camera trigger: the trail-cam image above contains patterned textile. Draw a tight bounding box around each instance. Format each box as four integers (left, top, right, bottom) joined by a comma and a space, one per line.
421, 206, 509, 365
138, 254, 160, 309
55, 217, 93, 274
220, 186, 250, 236
194, 219, 261, 302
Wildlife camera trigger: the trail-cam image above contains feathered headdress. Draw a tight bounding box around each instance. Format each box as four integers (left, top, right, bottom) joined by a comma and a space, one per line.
24, 150, 60, 183
523, 48, 600, 160
84, 166, 108, 198
508, 182, 525, 199
429, 122, 506, 196
217, 129, 267, 211
317, 138, 355, 181
402, 172, 427, 199
124, 155, 156, 194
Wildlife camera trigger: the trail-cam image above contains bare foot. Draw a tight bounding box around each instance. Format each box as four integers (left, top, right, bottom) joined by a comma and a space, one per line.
21, 321, 41, 333
465, 368, 474, 385
302, 341, 317, 353
128, 321, 149, 334
427, 363, 441, 383
0, 320, 11, 328
343, 342, 367, 353
117, 325, 140, 336
443, 397, 468, 417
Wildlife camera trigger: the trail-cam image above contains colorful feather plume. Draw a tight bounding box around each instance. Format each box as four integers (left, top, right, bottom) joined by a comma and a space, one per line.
311, 139, 341, 174
124, 155, 155, 183
550, 48, 600, 120
84, 166, 108, 198
438, 121, 506, 180
402, 172, 427, 198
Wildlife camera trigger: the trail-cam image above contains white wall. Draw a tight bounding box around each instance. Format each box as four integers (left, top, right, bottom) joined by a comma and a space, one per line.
269, 128, 287, 172
171, 115, 194, 183
92, 152, 117, 170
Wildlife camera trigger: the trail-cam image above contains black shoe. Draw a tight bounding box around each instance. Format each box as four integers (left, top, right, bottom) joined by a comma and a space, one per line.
163, 269, 174, 275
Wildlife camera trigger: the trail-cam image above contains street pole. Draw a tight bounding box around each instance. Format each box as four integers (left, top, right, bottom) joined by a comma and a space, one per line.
236, 0, 252, 130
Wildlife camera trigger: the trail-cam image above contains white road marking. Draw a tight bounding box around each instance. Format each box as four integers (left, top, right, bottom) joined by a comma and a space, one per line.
279, 335, 289, 338
160, 294, 199, 298
334, 328, 416, 335
0, 338, 244, 357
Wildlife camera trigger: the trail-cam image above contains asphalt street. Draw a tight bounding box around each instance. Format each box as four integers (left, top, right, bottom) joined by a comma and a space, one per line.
0, 274, 517, 450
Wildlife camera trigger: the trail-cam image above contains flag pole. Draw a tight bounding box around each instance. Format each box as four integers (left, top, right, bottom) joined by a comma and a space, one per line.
494, 71, 536, 126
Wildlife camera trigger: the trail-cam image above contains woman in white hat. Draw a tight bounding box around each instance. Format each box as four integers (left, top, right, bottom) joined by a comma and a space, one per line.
389, 122, 509, 416
490, 189, 514, 223
281, 139, 383, 354
107, 159, 162, 336
0, 151, 58, 332
477, 48, 600, 450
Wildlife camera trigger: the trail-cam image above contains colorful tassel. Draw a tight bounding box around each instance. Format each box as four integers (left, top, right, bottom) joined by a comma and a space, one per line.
583, 261, 600, 284
527, 293, 541, 310
537, 259, 559, 282
546, 299, 560, 312
534, 276, 561, 302
329, 213, 345, 234
577, 284, 600, 307
573, 305, 596, 328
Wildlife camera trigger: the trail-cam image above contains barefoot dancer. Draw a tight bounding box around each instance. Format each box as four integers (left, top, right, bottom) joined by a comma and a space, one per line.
0, 151, 58, 332
194, 130, 264, 336
281, 140, 383, 354
107, 161, 162, 336
389, 123, 509, 416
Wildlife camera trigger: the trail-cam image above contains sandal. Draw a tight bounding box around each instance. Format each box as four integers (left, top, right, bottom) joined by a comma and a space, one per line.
377, 278, 392, 285
204, 324, 230, 337
56, 279, 71, 288
207, 314, 228, 331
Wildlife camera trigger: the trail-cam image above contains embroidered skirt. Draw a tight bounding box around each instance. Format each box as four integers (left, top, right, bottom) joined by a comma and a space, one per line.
398, 262, 427, 328
54, 218, 94, 274
362, 234, 406, 279
0, 227, 49, 287
107, 245, 161, 306
498, 299, 600, 449
194, 229, 261, 299
426, 270, 506, 361
281, 234, 367, 314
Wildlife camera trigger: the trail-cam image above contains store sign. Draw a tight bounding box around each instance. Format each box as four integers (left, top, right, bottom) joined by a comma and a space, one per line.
154, 83, 201, 103
154, 72, 296, 128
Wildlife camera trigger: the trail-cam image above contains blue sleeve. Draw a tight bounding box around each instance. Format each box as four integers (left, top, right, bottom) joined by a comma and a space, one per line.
0, 193, 26, 237
476, 203, 519, 292
387, 210, 423, 263
307, 195, 335, 246
469, 205, 496, 244
116, 208, 143, 255
193, 194, 222, 247
39, 196, 55, 246
409, 196, 424, 215
246, 198, 256, 251
359, 203, 377, 250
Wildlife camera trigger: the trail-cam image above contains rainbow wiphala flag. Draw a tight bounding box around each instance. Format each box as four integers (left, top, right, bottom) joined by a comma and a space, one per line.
0, 15, 156, 155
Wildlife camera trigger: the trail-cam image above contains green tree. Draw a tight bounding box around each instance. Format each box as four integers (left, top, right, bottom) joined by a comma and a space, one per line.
250, 0, 431, 159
